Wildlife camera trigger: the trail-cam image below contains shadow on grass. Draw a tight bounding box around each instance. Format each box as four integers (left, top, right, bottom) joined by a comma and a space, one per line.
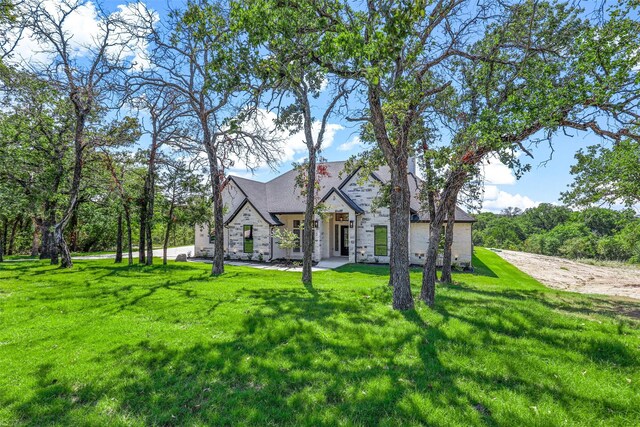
470, 253, 498, 278
5, 260, 639, 425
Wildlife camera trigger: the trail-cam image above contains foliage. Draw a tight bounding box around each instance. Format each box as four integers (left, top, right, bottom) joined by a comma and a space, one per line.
272, 228, 300, 258
1, 249, 639, 425
474, 205, 640, 263
562, 140, 640, 208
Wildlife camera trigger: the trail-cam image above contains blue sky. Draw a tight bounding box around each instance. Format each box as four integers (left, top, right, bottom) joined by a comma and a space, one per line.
20, 0, 624, 213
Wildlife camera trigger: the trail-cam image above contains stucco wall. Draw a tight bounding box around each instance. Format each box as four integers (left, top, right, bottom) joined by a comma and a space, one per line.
272, 214, 303, 260
410, 223, 429, 265
451, 223, 473, 264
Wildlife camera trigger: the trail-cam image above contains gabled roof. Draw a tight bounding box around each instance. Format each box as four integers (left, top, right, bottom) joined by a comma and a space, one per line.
223, 197, 284, 227
225, 160, 476, 224
320, 187, 365, 214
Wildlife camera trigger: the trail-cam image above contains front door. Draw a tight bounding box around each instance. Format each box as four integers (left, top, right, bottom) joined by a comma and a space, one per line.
340, 225, 349, 256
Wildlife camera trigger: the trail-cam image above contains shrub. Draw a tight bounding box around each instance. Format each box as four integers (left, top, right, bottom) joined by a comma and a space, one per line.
597, 236, 632, 261
559, 236, 597, 259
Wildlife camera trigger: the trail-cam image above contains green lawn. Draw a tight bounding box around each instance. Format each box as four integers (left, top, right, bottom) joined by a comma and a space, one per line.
1, 248, 638, 426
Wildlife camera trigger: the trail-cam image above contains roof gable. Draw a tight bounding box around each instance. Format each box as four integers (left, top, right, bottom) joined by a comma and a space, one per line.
226, 161, 476, 223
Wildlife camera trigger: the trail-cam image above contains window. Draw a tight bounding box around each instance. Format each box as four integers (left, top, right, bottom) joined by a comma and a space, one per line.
243, 225, 253, 253
334, 224, 339, 251
293, 220, 301, 253
374, 225, 388, 256
209, 228, 216, 244
335, 212, 349, 222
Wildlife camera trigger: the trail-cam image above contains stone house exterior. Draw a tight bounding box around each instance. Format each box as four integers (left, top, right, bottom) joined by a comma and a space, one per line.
195, 160, 476, 266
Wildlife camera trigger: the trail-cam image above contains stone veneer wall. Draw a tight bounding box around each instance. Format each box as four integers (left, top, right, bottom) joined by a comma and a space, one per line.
226, 203, 270, 260
342, 170, 473, 266
341, 171, 391, 264
195, 169, 474, 265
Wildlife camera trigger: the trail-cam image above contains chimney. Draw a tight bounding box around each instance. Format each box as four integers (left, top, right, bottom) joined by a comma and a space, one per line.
408, 156, 416, 175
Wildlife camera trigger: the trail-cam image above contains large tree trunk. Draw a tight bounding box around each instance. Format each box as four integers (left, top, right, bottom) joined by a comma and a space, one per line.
302, 153, 316, 285
367, 86, 413, 309
440, 201, 457, 284
40, 210, 56, 262
39, 227, 49, 259
421, 171, 467, 306
115, 212, 123, 264
125, 208, 133, 266
145, 195, 154, 265
49, 218, 59, 265
55, 112, 86, 269
143, 139, 158, 265
55, 225, 72, 268
421, 218, 443, 306
206, 141, 225, 276
389, 157, 414, 310
425, 160, 438, 285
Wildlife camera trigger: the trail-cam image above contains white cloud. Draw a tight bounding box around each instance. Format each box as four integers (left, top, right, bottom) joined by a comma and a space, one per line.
225, 108, 343, 175
482, 185, 539, 213
4, 1, 157, 70
482, 154, 516, 185
337, 136, 365, 152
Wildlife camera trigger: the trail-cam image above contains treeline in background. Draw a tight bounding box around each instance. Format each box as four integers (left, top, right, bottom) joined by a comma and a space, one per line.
473, 204, 640, 263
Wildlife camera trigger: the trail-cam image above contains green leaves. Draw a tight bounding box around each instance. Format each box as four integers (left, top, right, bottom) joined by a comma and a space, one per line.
562, 139, 640, 208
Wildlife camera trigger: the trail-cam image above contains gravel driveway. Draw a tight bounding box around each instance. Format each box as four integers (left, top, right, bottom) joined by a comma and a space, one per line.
494, 249, 640, 300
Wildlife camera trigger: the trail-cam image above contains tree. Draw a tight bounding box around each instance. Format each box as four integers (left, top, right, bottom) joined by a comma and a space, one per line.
128, 0, 281, 276
157, 159, 208, 265
5, 0, 142, 267
234, 2, 353, 285
521, 204, 572, 233
0, 69, 75, 263
125, 86, 189, 265
419, 0, 640, 306
273, 76, 348, 286
102, 151, 138, 265
272, 228, 299, 261
562, 140, 640, 209
252, 0, 502, 310
501, 207, 523, 218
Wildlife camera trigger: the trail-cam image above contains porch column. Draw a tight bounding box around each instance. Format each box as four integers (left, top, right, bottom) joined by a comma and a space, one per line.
313, 214, 322, 262
348, 211, 356, 263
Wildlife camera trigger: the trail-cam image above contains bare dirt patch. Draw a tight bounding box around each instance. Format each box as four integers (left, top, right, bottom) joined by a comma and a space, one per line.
494, 249, 640, 300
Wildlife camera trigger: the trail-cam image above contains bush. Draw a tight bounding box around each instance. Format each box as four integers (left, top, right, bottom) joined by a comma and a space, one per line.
523, 234, 545, 254
541, 235, 563, 256
597, 236, 632, 261
559, 236, 597, 259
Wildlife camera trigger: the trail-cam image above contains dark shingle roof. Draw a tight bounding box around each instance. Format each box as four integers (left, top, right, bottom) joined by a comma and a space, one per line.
226, 161, 476, 224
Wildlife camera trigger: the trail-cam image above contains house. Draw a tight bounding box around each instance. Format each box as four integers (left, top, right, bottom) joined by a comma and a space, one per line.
194, 160, 476, 266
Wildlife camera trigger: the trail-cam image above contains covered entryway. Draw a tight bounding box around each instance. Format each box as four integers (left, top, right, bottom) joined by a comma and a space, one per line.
340, 225, 349, 256
317, 187, 363, 264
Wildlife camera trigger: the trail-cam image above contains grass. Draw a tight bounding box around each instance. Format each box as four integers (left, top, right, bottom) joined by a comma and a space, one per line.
0, 248, 639, 426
